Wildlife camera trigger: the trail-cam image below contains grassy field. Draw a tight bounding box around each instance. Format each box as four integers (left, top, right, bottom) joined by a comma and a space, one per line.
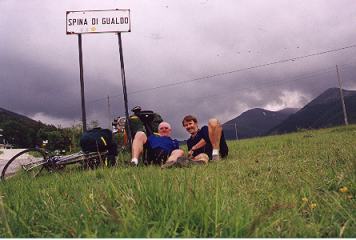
0, 125, 355, 237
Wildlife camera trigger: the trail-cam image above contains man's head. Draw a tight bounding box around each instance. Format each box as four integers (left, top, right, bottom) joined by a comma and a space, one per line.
182, 115, 199, 136
158, 122, 172, 137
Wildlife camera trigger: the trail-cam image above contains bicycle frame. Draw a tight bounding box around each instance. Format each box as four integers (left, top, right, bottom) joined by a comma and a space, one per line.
1, 149, 108, 181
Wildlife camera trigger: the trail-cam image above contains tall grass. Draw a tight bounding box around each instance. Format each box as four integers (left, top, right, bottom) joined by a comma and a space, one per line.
0, 125, 355, 237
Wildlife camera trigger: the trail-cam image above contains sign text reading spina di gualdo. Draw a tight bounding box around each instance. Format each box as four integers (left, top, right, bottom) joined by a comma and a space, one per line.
66, 9, 130, 34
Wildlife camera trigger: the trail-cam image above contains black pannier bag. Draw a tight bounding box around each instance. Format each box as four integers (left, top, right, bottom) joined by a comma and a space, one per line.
80, 128, 113, 153
130, 110, 163, 137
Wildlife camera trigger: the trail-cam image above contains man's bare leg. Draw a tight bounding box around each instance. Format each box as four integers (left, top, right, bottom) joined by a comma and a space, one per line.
161, 149, 185, 169
131, 131, 147, 165
166, 149, 185, 163
208, 118, 222, 160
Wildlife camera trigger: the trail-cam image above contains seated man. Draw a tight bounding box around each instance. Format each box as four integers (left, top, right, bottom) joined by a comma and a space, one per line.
182, 115, 228, 162
130, 122, 184, 166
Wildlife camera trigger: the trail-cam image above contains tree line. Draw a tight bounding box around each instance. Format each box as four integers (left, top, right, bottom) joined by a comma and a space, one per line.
0, 118, 84, 152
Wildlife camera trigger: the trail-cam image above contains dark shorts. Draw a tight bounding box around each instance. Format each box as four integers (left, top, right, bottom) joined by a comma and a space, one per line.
147, 148, 169, 165
130, 117, 146, 137
220, 131, 229, 158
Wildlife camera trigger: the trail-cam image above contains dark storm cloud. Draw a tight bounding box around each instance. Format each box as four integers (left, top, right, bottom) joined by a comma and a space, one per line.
1, 0, 356, 139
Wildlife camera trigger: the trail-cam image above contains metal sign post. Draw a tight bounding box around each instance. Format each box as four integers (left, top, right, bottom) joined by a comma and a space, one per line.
77, 34, 87, 132
66, 9, 131, 140
117, 32, 132, 148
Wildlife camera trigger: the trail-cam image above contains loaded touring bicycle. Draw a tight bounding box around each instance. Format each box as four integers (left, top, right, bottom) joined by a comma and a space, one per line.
1, 107, 163, 181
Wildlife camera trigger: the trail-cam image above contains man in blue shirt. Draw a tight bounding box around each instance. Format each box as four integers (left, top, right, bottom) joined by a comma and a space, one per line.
130, 121, 184, 166
182, 115, 228, 162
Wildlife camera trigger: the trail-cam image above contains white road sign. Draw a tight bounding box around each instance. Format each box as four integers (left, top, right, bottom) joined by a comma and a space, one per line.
66, 9, 131, 34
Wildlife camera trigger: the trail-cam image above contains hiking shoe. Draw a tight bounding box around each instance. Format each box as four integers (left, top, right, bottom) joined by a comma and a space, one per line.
161, 160, 177, 169
212, 154, 220, 161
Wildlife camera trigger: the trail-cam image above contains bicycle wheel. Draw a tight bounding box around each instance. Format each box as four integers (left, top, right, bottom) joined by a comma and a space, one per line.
1, 148, 48, 181
81, 151, 107, 169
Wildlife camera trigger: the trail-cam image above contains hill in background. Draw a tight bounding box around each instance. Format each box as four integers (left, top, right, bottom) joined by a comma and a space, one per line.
222, 88, 356, 139
0, 107, 70, 149
269, 88, 356, 134
223, 108, 298, 139
0, 107, 49, 126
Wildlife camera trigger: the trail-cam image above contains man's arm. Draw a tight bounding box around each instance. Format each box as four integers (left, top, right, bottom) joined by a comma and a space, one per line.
188, 138, 206, 157
192, 138, 206, 150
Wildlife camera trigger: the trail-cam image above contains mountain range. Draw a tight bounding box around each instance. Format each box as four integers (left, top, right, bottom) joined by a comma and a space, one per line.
223, 88, 356, 139
268, 88, 356, 134
223, 108, 299, 139
1, 88, 356, 144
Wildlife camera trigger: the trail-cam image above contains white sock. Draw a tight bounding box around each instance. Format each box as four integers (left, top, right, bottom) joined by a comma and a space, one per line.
212, 149, 219, 156
131, 158, 138, 165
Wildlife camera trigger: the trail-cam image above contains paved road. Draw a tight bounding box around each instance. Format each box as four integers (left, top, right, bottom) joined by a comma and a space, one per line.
0, 149, 29, 176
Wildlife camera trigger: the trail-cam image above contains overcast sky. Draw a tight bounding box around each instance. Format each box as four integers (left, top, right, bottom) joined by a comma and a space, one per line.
1, 0, 356, 139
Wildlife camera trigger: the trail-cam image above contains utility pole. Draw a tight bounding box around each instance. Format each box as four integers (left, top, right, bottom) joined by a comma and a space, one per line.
107, 95, 112, 129
234, 122, 238, 140
336, 65, 349, 125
